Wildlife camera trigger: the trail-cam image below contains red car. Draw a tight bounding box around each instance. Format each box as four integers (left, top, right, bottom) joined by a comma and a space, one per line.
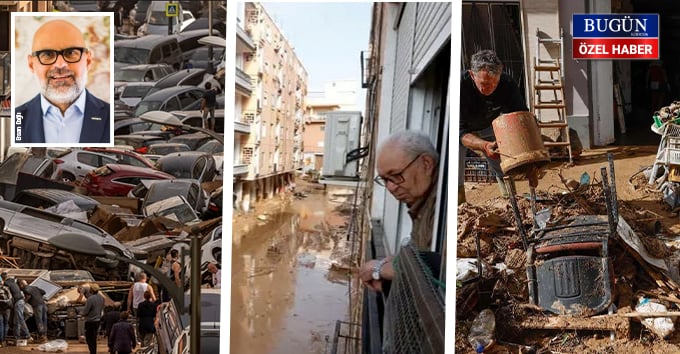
82, 164, 174, 197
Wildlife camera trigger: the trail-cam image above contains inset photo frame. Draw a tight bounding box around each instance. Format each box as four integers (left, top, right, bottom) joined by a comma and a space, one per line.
11, 12, 115, 147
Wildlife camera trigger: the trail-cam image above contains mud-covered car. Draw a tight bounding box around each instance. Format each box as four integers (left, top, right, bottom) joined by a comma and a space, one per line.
0, 200, 135, 280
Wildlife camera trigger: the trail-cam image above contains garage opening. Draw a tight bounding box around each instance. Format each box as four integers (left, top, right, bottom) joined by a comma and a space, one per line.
613, 1, 680, 145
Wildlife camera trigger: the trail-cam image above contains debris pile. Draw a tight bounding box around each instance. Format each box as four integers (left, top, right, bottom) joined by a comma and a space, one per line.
456, 176, 680, 353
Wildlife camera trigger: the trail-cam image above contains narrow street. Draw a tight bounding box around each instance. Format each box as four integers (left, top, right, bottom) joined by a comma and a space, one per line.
231, 182, 357, 354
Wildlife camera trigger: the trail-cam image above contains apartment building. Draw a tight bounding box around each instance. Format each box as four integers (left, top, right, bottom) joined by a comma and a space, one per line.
235, 3, 256, 211
235, 2, 308, 212
361, 3, 450, 352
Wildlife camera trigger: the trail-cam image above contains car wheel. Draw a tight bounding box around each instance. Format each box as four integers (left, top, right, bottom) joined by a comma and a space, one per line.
62, 172, 76, 183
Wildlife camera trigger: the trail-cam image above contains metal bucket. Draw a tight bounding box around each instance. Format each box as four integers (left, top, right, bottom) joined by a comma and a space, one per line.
492, 111, 550, 176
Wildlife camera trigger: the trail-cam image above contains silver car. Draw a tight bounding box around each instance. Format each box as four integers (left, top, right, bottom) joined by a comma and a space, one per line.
53, 149, 118, 182
0, 200, 134, 280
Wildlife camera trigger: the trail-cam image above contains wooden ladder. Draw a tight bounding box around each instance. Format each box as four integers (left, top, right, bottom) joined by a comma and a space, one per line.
533, 28, 573, 163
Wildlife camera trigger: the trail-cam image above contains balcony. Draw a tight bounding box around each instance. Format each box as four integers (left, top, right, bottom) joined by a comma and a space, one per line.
236, 25, 256, 53
234, 121, 251, 134
235, 67, 253, 97
234, 163, 249, 176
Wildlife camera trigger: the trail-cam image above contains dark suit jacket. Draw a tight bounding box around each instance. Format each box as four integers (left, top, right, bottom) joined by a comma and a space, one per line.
14, 90, 111, 144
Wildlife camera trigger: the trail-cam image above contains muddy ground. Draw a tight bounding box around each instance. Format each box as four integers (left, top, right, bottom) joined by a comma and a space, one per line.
230, 181, 359, 354
457, 146, 680, 353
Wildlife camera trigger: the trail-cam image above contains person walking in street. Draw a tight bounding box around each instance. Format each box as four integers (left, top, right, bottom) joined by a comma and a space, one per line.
100, 303, 121, 340
161, 249, 182, 303
80, 283, 104, 354
108, 311, 136, 354
1, 273, 30, 343
136, 290, 156, 347
208, 262, 221, 288
200, 82, 218, 131
459, 49, 528, 203
127, 272, 155, 317
19, 280, 47, 342
0, 276, 12, 347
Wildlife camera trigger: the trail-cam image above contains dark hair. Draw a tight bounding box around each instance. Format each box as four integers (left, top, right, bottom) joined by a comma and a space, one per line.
470, 50, 503, 75
170, 249, 179, 258
144, 290, 152, 300
205, 82, 212, 89
120, 311, 129, 320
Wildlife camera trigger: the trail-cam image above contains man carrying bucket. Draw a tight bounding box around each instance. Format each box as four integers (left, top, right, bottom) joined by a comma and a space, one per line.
459, 49, 528, 203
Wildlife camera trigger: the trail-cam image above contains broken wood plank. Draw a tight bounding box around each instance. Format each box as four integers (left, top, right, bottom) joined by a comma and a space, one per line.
513, 314, 630, 339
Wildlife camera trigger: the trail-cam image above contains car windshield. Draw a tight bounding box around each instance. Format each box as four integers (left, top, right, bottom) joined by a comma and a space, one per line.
114, 48, 149, 64
134, 101, 162, 116
114, 69, 146, 82
152, 202, 198, 224
197, 141, 223, 154
122, 85, 154, 98
148, 11, 176, 26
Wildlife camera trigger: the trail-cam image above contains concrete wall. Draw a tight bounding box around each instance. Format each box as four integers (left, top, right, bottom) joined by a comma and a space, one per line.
303, 121, 325, 154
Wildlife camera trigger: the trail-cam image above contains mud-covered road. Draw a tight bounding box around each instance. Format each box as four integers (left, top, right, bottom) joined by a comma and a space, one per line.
230, 184, 356, 354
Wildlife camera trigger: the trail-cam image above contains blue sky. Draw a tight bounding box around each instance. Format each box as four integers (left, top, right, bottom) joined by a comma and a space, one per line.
259, 2, 372, 94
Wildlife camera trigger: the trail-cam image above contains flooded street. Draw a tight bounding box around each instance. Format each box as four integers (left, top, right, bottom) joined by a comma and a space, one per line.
231, 185, 356, 354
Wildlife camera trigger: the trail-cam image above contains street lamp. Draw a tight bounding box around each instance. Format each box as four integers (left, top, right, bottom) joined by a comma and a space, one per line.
140, 110, 224, 145
49, 232, 202, 354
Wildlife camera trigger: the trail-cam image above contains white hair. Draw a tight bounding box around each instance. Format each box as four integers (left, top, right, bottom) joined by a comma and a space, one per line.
379, 130, 439, 163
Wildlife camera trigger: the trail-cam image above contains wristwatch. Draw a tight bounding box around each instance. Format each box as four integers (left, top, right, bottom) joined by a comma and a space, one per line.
372, 259, 388, 280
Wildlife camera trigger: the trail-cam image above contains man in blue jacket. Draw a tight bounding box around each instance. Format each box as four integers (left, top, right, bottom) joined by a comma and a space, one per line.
14, 19, 110, 144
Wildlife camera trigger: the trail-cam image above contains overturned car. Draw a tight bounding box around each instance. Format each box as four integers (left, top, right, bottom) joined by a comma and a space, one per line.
0, 200, 135, 281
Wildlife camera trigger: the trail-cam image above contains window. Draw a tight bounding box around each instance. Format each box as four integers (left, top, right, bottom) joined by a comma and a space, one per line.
149, 49, 161, 63
177, 92, 196, 108
164, 97, 181, 112
192, 158, 206, 180
113, 177, 142, 186
77, 152, 99, 167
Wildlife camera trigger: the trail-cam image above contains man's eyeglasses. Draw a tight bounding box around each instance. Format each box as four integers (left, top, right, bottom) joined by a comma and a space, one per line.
374, 154, 422, 187
32, 47, 87, 65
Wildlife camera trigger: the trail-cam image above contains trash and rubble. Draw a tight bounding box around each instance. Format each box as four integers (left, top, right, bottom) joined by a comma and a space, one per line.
37, 339, 68, 352
456, 154, 680, 352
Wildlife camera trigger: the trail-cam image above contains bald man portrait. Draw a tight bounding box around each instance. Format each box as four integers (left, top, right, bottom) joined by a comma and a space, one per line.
13, 17, 111, 144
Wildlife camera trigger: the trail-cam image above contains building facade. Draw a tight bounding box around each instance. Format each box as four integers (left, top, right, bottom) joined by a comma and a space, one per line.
235, 2, 308, 212
302, 80, 359, 173
360, 2, 450, 352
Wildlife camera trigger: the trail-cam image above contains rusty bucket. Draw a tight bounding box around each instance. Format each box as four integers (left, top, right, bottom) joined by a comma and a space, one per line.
492, 111, 550, 176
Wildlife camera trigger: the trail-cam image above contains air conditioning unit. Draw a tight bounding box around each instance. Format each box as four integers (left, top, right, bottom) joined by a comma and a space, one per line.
322, 111, 362, 178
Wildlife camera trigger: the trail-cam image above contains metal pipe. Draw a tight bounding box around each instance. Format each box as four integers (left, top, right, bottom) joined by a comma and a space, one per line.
190, 231, 201, 354
208, 1, 214, 74
506, 176, 529, 250
608, 153, 619, 223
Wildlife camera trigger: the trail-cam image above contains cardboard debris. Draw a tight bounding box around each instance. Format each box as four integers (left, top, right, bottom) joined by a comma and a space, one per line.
89, 204, 136, 235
